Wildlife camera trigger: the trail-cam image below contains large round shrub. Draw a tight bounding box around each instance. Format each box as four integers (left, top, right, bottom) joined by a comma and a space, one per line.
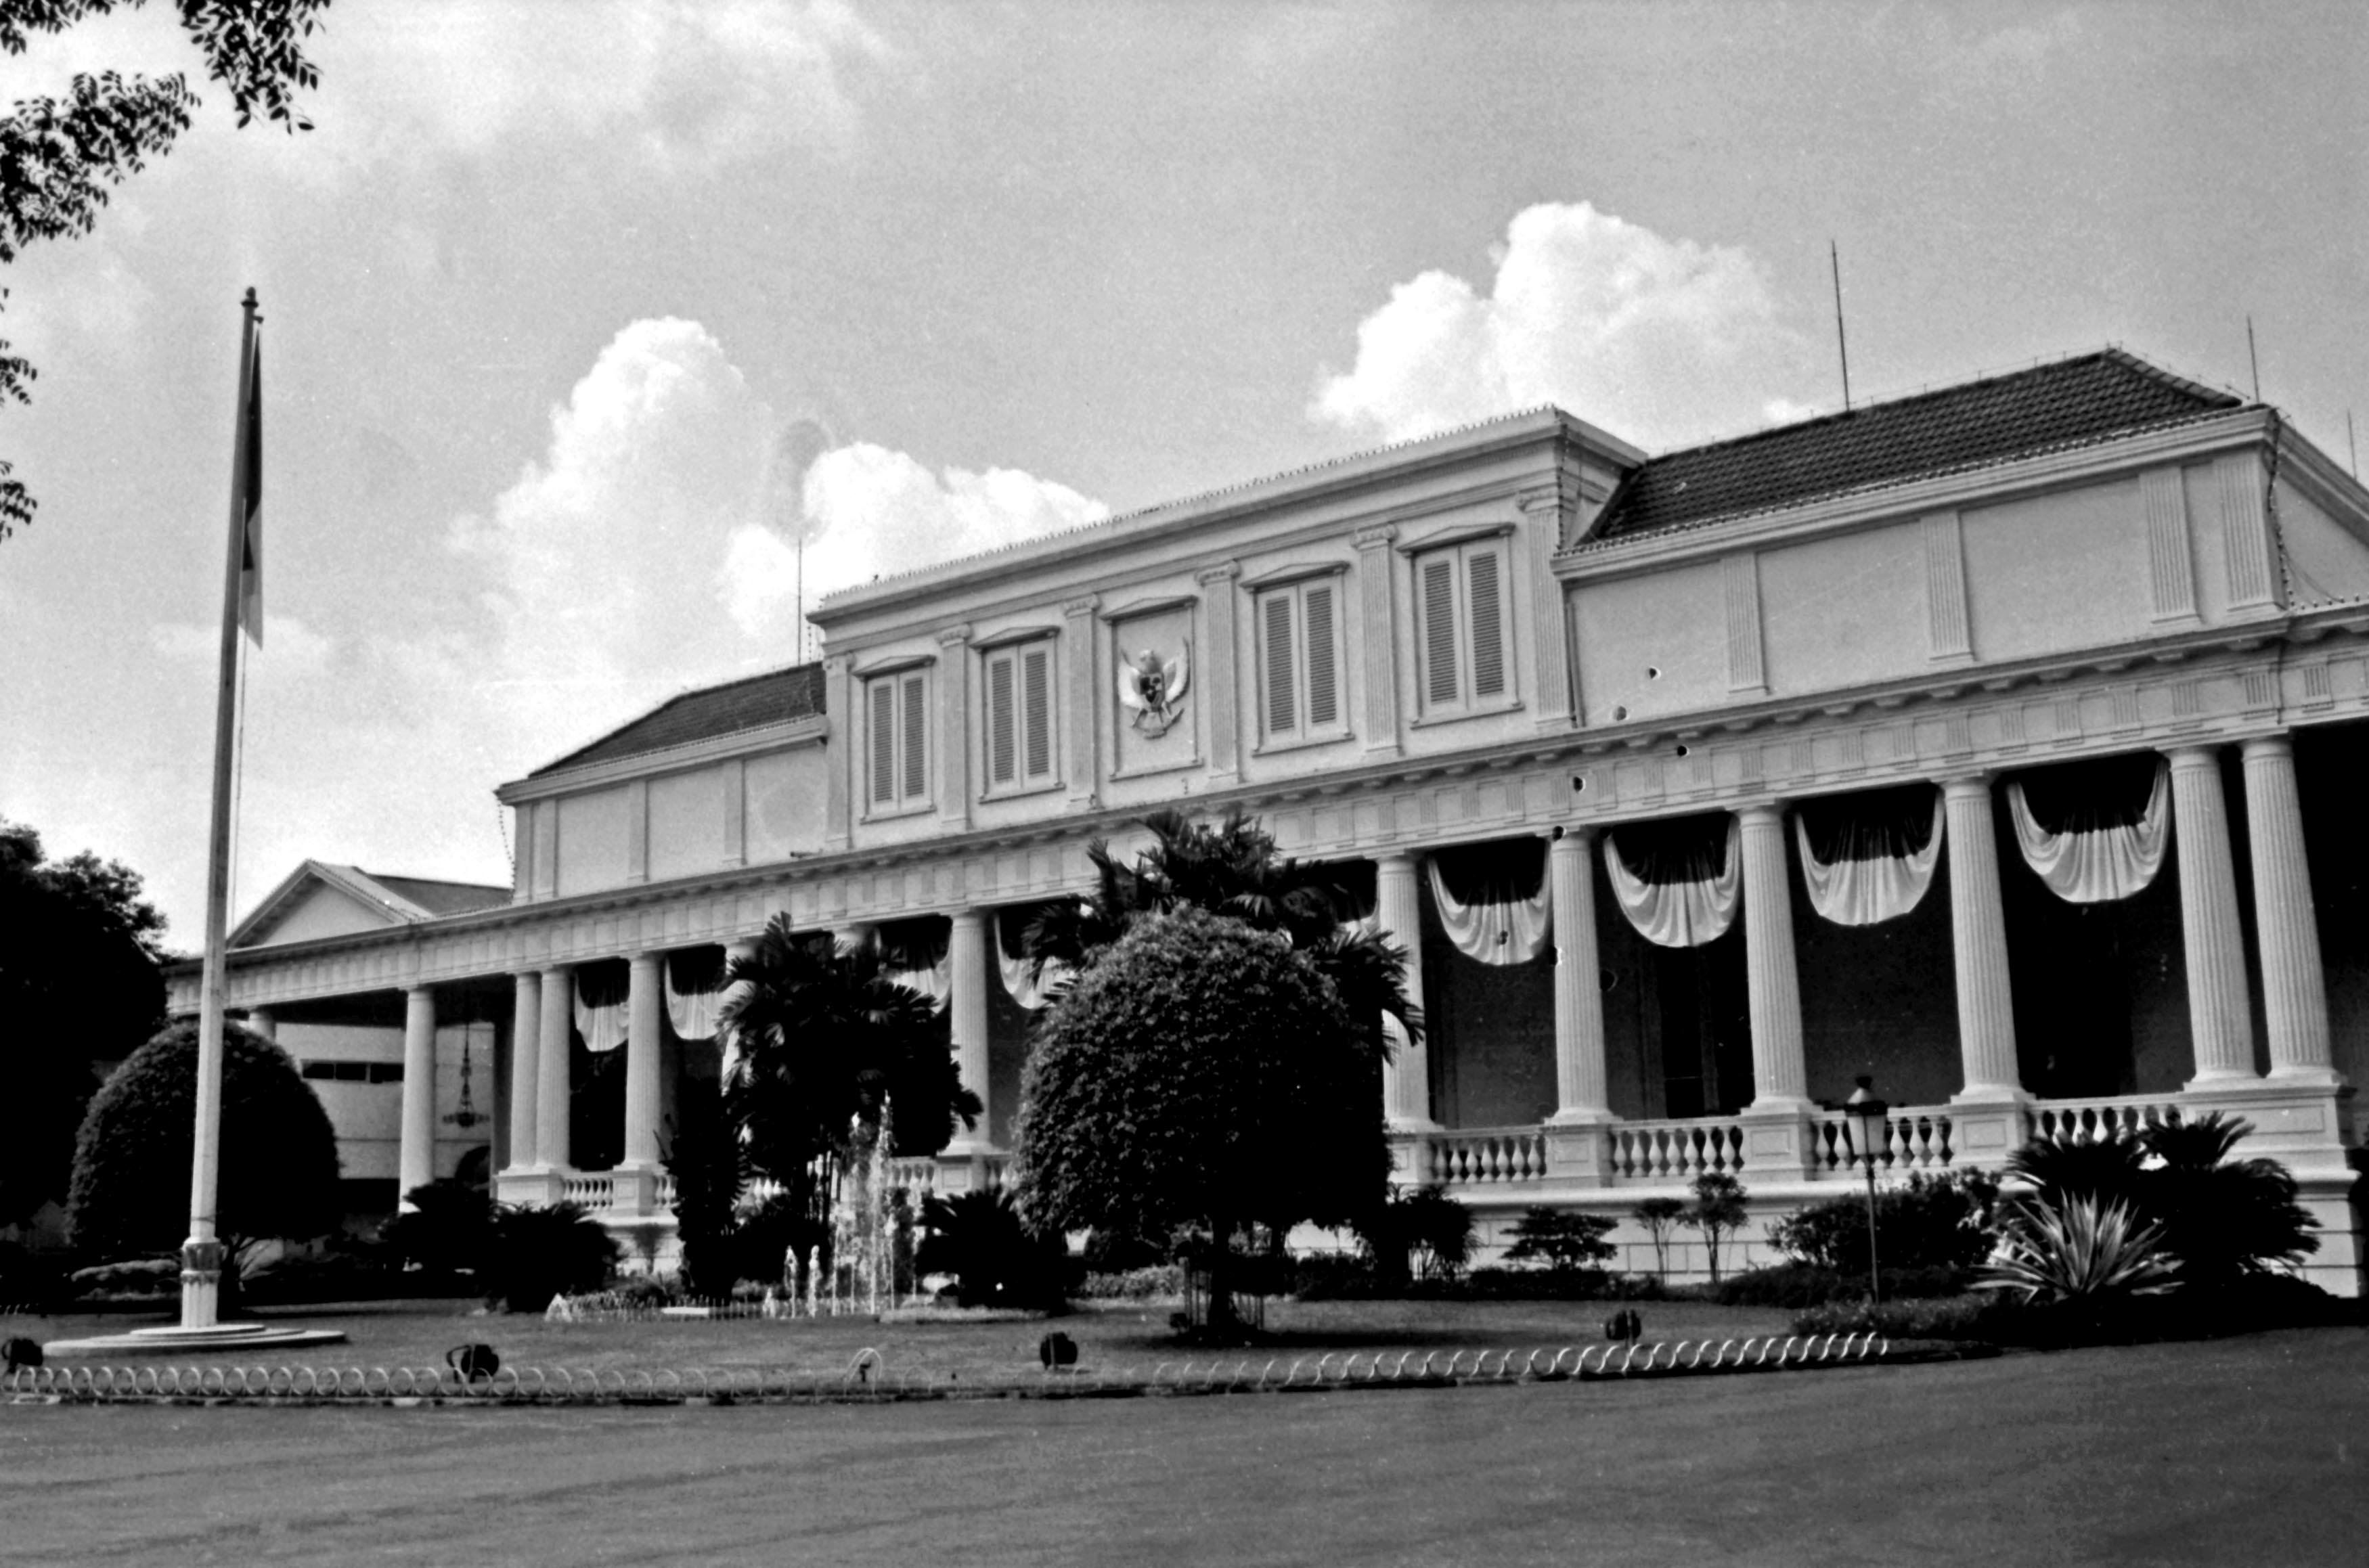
66, 1018, 342, 1265
1015, 905, 1387, 1324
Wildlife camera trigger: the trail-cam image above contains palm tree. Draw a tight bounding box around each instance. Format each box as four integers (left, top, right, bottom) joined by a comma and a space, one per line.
717, 914, 982, 1217
1022, 807, 1423, 1056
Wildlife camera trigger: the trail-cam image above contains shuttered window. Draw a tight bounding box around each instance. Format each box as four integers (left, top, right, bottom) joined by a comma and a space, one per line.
1256, 577, 1347, 744
866, 670, 931, 811
1413, 538, 1514, 715
984, 639, 1058, 794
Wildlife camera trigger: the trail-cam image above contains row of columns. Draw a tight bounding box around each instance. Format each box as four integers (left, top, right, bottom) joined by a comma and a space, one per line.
379, 735, 2335, 1204
1526, 735, 2339, 1134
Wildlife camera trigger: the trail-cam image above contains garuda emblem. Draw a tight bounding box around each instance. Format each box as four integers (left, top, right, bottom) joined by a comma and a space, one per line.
1117, 642, 1191, 738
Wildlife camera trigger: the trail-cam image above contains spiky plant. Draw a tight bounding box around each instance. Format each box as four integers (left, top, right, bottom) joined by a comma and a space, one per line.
1975, 1194, 2179, 1304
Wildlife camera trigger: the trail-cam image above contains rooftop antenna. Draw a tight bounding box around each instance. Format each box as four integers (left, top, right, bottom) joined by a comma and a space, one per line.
1830, 240, 1853, 411
2246, 316, 2261, 402
795, 532, 807, 663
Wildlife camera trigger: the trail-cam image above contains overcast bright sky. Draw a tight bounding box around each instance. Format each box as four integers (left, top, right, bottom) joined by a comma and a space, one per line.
3, 1, 2364, 947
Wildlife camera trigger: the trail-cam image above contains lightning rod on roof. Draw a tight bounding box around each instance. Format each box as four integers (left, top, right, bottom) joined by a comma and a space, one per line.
2246, 316, 2261, 402
1830, 240, 1853, 412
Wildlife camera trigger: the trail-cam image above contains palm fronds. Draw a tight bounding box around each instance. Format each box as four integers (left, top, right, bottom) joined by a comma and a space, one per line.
1976, 1193, 2179, 1303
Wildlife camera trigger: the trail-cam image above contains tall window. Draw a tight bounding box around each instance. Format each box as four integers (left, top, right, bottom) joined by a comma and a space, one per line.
1256, 577, 1344, 743
984, 639, 1057, 793
866, 669, 929, 811
1414, 537, 1512, 715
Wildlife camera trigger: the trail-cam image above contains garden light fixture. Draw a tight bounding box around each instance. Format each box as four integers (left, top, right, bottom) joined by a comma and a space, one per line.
1844, 1077, 1888, 1305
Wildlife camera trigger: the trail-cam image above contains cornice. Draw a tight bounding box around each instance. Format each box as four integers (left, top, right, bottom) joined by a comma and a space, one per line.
1556, 409, 2276, 584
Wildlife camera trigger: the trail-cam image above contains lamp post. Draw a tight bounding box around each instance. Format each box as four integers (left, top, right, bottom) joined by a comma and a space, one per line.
1843, 1076, 1887, 1305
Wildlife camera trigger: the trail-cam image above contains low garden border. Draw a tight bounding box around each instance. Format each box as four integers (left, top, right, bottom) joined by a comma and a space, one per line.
2, 1332, 1905, 1408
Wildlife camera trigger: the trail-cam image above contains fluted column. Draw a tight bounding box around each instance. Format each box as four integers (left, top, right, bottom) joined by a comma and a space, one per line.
504, 972, 540, 1173
1943, 776, 2025, 1102
1376, 853, 1437, 1131
944, 910, 994, 1153
1739, 803, 1811, 1109
398, 985, 437, 1209
2167, 746, 2259, 1084
535, 964, 574, 1169
2242, 736, 2340, 1084
1547, 828, 1611, 1122
621, 952, 665, 1169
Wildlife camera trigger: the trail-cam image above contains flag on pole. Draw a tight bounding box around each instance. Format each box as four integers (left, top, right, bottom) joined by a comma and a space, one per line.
235, 329, 263, 646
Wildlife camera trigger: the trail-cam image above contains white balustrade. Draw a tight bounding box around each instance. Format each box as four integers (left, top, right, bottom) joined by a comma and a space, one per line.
885, 1157, 941, 1194
560, 1172, 617, 1209
1809, 1106, 1957, 1176
2029, 1096, 2182, 1144
1608, 1119, 1748, 1184
1426, 1128, 1549, 1187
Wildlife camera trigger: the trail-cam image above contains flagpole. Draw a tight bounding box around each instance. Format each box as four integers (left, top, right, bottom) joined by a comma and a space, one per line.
181, 287, 261, 1330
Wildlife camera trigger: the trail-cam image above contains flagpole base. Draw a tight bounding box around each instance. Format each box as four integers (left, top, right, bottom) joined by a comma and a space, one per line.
178, 1238, 227, 1330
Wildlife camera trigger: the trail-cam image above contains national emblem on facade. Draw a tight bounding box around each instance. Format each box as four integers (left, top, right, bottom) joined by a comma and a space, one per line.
1117, 642, 1191, 737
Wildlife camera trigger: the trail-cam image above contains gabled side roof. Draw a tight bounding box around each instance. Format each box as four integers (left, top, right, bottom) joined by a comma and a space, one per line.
529, 663, 826, 779
1584, 349, 2244, 543
231, 861, 512, 948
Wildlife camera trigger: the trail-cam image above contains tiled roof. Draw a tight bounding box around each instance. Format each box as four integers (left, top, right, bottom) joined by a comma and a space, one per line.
532, 663, 826, 777
360, 874, 511, 918
1586, 349, 2243, 543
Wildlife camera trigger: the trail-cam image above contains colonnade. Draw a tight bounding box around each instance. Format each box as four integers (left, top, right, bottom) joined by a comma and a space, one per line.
394, 733, 2339, 1208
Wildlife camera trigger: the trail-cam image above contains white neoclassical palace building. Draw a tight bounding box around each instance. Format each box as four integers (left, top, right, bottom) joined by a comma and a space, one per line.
169, 350, 2368, 1293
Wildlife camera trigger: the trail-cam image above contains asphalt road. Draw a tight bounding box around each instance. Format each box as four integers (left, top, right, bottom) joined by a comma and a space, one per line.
4, 1328, 2362, 1567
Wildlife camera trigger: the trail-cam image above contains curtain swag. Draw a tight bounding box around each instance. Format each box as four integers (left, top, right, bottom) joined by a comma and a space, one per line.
664, 949, 728, 1042
1794, 790, 1947, 927
1424, 847, 1552, 966
994, 912, 1072, 1011
2006, 759, 2171, 903
1603, 817, 1742, 948
572, 963, 629, 1054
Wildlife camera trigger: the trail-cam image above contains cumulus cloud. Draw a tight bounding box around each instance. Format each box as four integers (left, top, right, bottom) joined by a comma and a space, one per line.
1310, 202, 1812, 453
309, 0, 898, 177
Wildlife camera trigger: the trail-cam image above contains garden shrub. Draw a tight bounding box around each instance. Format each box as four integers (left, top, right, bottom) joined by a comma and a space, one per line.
1502, 1207, 1616, 1270
0, 1240, 71, 1309
1769, 1169, 1999, 1278
916, 1188, 1071, 1309
378, 1179, 493, 1276
1791, 1294, 2006, 1340
1078, 1264, 1184, 1300
481, 1201, 619, 1313
68, 1257, 177, 1297
1715, 1261, 1972, 1309
1355, 1184, 1475, 1284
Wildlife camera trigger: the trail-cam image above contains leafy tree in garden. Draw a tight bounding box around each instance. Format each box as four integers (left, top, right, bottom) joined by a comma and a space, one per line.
378, 1178, 491, 1276
1, 1, 331, 539
1503, 1207, 1618, 1272
0, 820, 167, 1225
66, 1017, 339, 1297
1023, 807, 1422, 1050
1769, 1169, 2000, 1280
1631, 1196, 1686, 1280
1016, 905, 1387, 1332
1681, 1172, 1749, 1284
664, 1076, 747, 1298
717, 914, 979, 1226
916, 1188, 1069, 1308
481, 1202, 618, 1314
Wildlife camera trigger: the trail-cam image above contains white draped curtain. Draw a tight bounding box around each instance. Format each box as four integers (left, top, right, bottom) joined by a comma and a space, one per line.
1425, 841, 1551, 965
572, 962, 628, 1054
879, 923, 951, 1013
1603, 816, 1742, 948
995, 912, 1073, 1010
1794, 788, 1946, 927
665, 948, 728, 1041
2006, 757, 2169, 903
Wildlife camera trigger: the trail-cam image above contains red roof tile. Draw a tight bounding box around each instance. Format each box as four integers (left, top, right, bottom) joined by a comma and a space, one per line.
533, 663, 825, 777
1586, 349, 2241, 543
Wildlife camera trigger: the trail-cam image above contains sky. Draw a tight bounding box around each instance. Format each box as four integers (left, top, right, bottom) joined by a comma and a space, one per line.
3, 1, 2364, 949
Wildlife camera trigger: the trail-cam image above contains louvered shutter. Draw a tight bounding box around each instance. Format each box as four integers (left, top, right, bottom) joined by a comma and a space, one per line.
900, 673, 927, 802
1304, 582, 1338, 729
869, 679, 895, 805
988, 652, 1016, 786
1022, 645, 1053, 780
1422, 556, 1459, 707
1467, 545, 1505, 698
1263, 591, 1297, 734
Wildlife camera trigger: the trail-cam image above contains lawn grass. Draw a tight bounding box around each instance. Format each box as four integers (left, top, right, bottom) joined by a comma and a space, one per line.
2, 1326, 2361, 1567
5, 1295, 1798, 1381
